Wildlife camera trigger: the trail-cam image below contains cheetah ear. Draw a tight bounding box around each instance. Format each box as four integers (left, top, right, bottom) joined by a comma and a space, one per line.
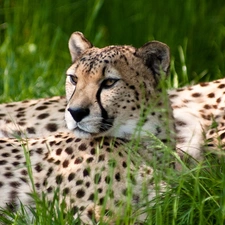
136, 41, 170, 79
68, 32, 93, 63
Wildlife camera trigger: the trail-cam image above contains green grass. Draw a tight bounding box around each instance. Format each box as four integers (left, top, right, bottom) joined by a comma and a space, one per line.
1, 0, 225, 224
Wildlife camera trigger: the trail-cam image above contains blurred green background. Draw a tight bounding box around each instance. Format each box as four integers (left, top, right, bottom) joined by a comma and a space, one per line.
0, 0, 225, 102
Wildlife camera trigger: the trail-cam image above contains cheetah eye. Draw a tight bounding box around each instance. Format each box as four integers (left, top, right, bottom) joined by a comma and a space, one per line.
101, 78, 119, 89
68, 75, 78, 86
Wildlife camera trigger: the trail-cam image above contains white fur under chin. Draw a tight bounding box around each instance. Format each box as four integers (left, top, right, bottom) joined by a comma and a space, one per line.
65, 109, 164, 140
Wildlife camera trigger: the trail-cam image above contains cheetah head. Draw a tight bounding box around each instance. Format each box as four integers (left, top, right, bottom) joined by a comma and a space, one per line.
65, 32, 170, 139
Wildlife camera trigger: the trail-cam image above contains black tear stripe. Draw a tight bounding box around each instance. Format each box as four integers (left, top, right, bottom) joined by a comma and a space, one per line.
96, 87, 108, 119
102, 66, 106, 77
96, 87, 114, 131
68, 87, 76, 102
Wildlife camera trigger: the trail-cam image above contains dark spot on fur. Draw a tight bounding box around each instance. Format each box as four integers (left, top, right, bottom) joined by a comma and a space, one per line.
2, 153, 10, 157
68, 173, 75, 181
85, 181, 90, 188
99, 197, 105, 205
20, 177, 28, 183
176, 121, 187, 126
0, 160, 7, 165
90, 148, 96, 155
63, 187, 70, 195
12, 161, 20, 166
35, 163, 43, 172
216, 97, 221, 103
88, 193, 94, 201
62, 160, 69, 168
47, 167, 53, 177
75, 138, 81, 142
78, 143, 87, 151
72, 206, 79, 214
66, 138, 74, 143
36, 106, 48, 110
47, 186, 53, 193
192, 93, 201, 97
18, 121, 26, 126
49, 141, 56, 146
4, 172, 13, 178
38, 113, 49, 119
56, 148, 62, 155
21, 169, 28, 176
46, 123, 58, 132
35, 183, 40, 189
88, 209, 94, 219
200, 82, 209, 87
54, 160, 60, 165
86, 157, 94, 163
76, 180, 83, 185
65, 147, 73, 155
74, 157, 83, 164
36, 148, 43, 154
83, 168, 90, 177
115, 172, 121, 181
98, 154, 105, 162
220, 132, 225, 140
9, 181, 21, 188
76, 189, 85, 198
218, 84, 225, 89
204, 104, 211, 109
208, 93, 215, 98
56, 174, 63, 184
47, 157, 54, 163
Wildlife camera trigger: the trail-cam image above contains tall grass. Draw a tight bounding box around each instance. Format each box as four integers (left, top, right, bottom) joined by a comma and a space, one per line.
1, 0, 225, 224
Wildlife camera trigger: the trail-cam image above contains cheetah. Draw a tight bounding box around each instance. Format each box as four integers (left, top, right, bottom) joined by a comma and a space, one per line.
0, 31, 225, 223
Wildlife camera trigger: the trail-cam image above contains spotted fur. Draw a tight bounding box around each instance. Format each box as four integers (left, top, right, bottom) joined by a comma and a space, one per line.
0, 133, 165, 223
0, 96, 67, 138
169, 79, 225, 160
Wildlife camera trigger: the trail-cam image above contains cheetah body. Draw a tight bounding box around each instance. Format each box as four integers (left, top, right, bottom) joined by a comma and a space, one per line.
169, 78, 225, 159
0, 133, 159, 223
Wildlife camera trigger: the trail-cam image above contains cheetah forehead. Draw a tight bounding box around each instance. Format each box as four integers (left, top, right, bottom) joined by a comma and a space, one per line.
68, 45, 137, 76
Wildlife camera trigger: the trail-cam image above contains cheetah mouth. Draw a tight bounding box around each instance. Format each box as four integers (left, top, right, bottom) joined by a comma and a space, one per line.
73, 127, 94, 137
72, 118, 114, 138
73, 126, 104, 138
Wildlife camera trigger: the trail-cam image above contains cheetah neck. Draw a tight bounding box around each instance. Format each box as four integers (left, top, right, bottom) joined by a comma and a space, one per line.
109, 93, 175, 151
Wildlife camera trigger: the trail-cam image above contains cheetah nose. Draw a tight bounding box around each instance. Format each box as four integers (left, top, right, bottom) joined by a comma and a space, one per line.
68, 107, 90, 123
